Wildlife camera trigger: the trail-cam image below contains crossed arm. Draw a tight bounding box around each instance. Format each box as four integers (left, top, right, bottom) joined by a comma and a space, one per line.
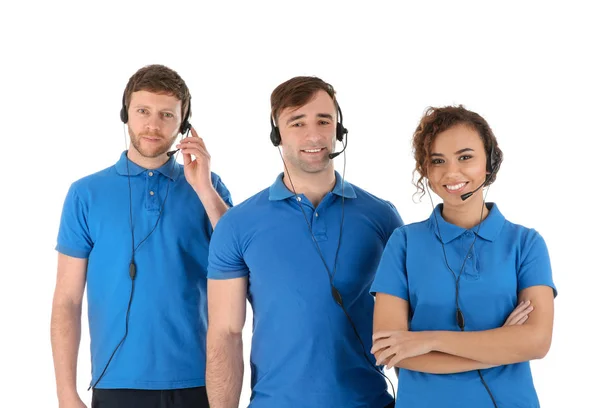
371, 285, 554, 374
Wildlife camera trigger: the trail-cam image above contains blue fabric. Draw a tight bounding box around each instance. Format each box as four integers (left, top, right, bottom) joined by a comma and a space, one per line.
56, 151, 232, 389
371, 203, 557, 408
208, 172, 403, 407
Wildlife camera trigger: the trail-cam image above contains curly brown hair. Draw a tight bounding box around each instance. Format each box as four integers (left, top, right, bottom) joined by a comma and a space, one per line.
412, 105, 503, 199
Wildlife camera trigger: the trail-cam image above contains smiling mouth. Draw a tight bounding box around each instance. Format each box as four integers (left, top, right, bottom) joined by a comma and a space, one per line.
444, 182, 468, 193
301, 148, 325, 153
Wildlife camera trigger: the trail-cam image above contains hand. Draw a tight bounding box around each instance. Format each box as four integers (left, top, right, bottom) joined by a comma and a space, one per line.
59, 395, 87, 408
371, 330, 433, 369
177, 127, 212, 193
503, 300, 534, 326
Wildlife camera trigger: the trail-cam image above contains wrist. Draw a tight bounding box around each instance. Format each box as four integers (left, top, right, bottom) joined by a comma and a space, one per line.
426, 331, 443, 352
193, 181, 215, 196
58, 389, 80, 404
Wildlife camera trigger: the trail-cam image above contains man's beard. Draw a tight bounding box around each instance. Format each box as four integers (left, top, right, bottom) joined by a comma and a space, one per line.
130, 131, 176, 158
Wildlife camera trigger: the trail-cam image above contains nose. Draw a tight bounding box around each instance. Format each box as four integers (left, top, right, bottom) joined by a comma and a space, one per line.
145, 113, 161, 131
304, 122, 328, 145
445, 160, 461, 175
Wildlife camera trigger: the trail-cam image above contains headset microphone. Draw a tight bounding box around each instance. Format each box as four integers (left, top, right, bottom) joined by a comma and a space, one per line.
167, 149, 179, 157
328, 135, 348, 159
460, 144, 499, 201
460, 176, 489, 201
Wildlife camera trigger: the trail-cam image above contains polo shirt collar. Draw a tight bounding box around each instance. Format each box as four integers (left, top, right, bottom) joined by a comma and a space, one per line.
268, 171, 357, 201
114, 150, 180, 180
430, 202, 505, 244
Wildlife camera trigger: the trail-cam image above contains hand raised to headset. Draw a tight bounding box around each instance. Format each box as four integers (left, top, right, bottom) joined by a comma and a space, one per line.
177, 126, 212, 193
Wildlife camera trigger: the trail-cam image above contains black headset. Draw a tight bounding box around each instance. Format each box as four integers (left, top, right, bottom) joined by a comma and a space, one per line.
274, 96, 395, 401
120, 91, 192, 135
269, 102, 347, 146
486, 143, 498, 175
428, 139, 501, 407
91, 90, 188, 390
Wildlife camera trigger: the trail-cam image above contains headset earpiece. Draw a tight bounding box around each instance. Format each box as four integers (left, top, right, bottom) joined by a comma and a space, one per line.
335, 103, 347, 142
120, 92, 191, 135
120, 92, 128, 124
487, 143, 497, 174
270, 115, 281, 146
269, 101, 347, 146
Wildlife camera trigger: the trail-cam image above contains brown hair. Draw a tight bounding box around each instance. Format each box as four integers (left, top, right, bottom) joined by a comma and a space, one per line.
412, 105, 503, 199
270, 76, 337, 124
123, 64, 191, 121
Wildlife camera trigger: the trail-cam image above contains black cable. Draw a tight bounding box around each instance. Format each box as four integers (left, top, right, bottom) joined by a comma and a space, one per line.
426, 185, 498, 408
89, 128, 189, 390
278, 141, 396, 402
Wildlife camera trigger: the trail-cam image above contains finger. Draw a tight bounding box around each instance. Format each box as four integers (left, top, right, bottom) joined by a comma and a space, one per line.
386, 354, 403, 370
179, 145, 210, 160
511, 306, 534, 323
373, 331, 392, 341
178, 139, 209, 156
504, 301, 530, 325
509, 300, 529, 317
371, 338, 394, 354
182, 151, 192, 166
376, 347, 397, 366
516, 314, 529, 325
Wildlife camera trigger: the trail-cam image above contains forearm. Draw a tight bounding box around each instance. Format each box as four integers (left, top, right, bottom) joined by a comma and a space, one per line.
395, 351, 495, 374
206, 330, 244, 408
50, 302, 82, 403
195, 185, 229, 229
431, 325, 549, 365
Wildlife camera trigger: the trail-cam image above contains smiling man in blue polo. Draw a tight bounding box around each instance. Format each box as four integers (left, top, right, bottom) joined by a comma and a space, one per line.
206, 76, 403, 408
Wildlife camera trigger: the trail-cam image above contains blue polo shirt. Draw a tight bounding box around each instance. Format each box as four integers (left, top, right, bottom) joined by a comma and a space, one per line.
371, 203, 557, 408
56, 151, 232, 390
208, 172, 403, 408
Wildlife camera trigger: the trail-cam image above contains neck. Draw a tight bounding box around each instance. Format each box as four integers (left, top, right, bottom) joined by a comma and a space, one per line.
282, 166, 336, 207
441, 194, 490, 230
127, 147, 170, 170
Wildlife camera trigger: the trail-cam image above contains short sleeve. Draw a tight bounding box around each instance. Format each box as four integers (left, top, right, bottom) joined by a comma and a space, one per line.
370, 227, 409, 301
211, 172, 233, 207
207, 212, 249, 279
385, 201, 404, 241
55, 184, 93, 259
518, 229, 557, 297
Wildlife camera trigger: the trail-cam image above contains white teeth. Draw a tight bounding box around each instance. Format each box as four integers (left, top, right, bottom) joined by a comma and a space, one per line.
446, 182, 466, 191
303, 148, 322, 153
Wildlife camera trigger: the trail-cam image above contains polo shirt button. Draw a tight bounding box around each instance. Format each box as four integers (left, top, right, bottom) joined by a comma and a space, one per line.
297, 196, 302, 201
148, 171, 154, 176
315, 212, 319, 217
150, 191, 155, 196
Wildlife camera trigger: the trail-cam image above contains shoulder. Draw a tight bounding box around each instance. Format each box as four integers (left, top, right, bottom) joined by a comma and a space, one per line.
218, 187, 270, 226
502, 218, 549, 253
67, 165, 117, 198
348, 182, 399, 216
389, 218, 431, 241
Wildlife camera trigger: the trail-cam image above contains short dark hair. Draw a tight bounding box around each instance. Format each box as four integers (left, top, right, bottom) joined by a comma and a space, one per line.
270, 76, 336, 124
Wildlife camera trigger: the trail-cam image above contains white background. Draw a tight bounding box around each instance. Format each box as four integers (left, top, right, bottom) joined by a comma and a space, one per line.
1, 1, 598, 407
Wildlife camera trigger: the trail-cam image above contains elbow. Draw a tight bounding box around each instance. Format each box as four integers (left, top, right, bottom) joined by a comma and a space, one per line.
207, 326, 243, 346
530, 332, 552, 360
